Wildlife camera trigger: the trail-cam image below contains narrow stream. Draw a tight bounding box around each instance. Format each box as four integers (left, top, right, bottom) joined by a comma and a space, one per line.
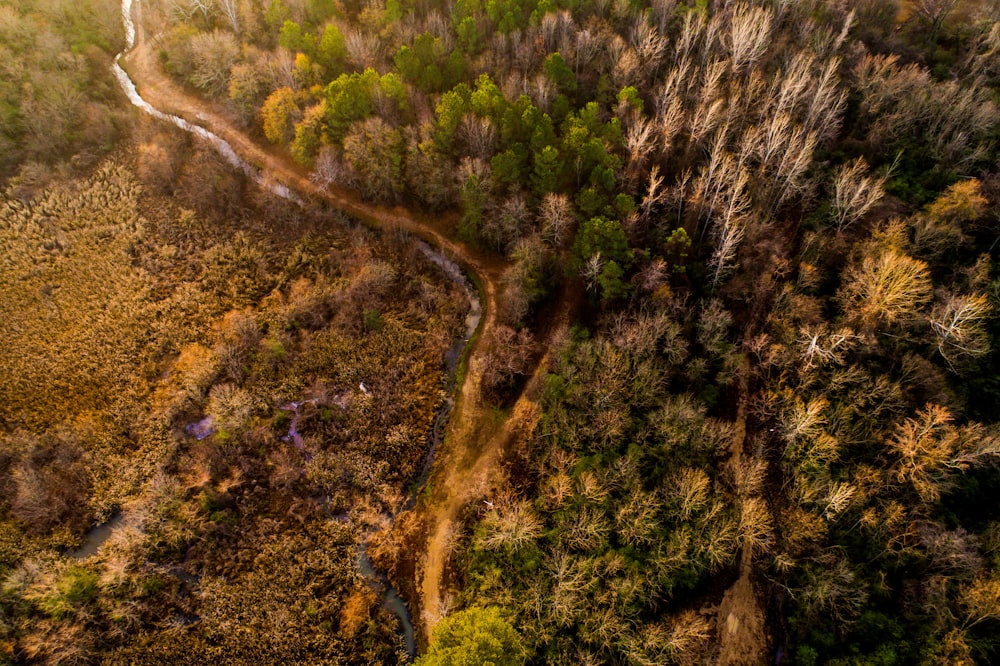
71, 513, 125, 559
110, 2, 482, 660
279, 399, 319, 461
405, 241, 482, 509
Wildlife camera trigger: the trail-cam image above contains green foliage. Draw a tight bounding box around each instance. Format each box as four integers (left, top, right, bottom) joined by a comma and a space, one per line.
363, 308, 385, 331
455, 15, 484, 53
279, 20, 315, 55
572, 216, 633, 269
317, 24, 347, 73
395, 34, 466, 93
416, 606, 525, 666
616, 86, 643, 114
266, 0, 292, 30
530, 145, 562, 196
543, 53, 576, 95
434, 84, 472, 151
291, 101, 329, 164
323, 70, 410, 142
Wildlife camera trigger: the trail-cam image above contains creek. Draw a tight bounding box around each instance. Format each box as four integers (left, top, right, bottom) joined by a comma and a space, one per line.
109, 1, 482, 660
71, 513, 125, 560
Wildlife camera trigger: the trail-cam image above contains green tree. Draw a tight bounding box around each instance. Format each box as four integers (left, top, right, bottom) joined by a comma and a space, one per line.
416, 606, 525, 666
317, 23, 347, 73
279, 19, 303, 51
324, 70, 378, 141
434, 84, 472, 152
543, 52, 576, 95
530, 144, 561, 196
572, 216, 632, 269
395, 34, 446, 91
470, 74, 506, 121
455, 15, 484, 53
265, 0, 291, 31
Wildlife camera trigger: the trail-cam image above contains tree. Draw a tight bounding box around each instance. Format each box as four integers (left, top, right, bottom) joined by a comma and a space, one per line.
189, 30, 241, 97
482, 325, 535, 396
728, 2, 773, 73
572, 216, 633, 270
830, 157, 885, 233
838, 246, 932, 333
261, 87, 301, 145
887, 404, 1000, 502
341, 116, 406, 202
416, 606, 525, 666
323, 70, 409, 141
221, 0, 247, 34
573, 216, 634, 300
543, 52, 576, 94
394, 33, 461, 93
929, 292, 991, 369
913, 179, 987, 257
291, 101, 328, 164
405, 126, 456, 210
537, 192, 575, 247
530, 145, 562, 197
434, 84, 472, 152
317, 23, 347, 73
206, 383, 254, 435
903, 0, 960, 35
228, 62, 271, 125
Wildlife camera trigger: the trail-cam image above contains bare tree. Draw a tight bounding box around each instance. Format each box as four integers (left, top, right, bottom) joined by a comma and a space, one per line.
538, 192, 575, 247
929, 292, 992, 368
477, 494, 543, 552
728, 3, 773, 73
796, 326, 858, 370
830, 157, 886, 233
218, 0, 240, 33
708, 161, 751, 286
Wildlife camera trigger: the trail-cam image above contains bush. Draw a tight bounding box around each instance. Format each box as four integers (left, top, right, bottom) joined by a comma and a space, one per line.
416, 606, 525, 666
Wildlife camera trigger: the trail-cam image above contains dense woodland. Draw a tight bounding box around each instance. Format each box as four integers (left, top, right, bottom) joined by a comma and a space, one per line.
2, 0, 1000, 663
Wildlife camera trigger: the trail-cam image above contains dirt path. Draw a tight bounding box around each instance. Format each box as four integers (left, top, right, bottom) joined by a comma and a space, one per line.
121, 15, 546, 649
412, 284, 578, 638
714, 367, 768, 665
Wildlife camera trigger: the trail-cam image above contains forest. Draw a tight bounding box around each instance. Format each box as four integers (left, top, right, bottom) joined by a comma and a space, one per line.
2, 0, 1000, 663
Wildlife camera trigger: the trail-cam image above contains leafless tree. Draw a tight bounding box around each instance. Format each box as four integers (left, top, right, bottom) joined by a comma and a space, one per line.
907, 0, 961, 34
796, 326, 858, 370
728, 3, 773, 73
218, 0, 240, 33
830, 157, 886, 232
929, 291, 992, 369
537, 192, 575, 248
708, 160, 751, 286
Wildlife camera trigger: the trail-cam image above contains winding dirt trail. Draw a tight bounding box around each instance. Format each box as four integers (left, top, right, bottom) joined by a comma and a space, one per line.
120, 11, 556, 648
